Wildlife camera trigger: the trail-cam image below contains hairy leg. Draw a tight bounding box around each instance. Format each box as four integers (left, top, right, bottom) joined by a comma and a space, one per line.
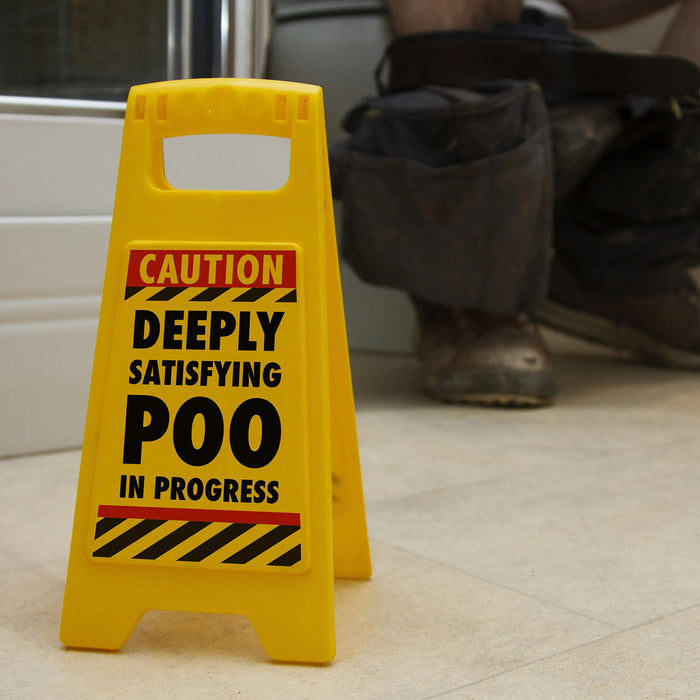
658, 0, 700, 65
561, 0, 700, 66
384, 0, 523, 35
560, 0, 677, 28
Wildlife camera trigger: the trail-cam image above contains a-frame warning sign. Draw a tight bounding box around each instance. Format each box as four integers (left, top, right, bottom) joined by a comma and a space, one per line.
60, 79, 371, 664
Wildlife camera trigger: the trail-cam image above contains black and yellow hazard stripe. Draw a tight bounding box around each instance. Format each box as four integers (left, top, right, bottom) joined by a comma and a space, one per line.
92, 505, 302, 568
124, 286, 297, 303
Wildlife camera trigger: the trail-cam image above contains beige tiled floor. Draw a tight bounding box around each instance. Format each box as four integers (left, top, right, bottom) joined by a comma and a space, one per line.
2, 330, 700, 698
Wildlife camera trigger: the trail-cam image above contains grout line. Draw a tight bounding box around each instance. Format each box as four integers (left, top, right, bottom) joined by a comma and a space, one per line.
424, 600, 700, 698
370, 537, 623, 630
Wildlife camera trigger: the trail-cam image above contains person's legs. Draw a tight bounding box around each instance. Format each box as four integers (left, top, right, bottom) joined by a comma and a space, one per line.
561, 0, 677, 28
366, 0, 556, 407
384, 0, 522, 35
354, 0, 700, 403
562, 0, 700, 65
658, 0, 700, 65
534, 0, 700, 367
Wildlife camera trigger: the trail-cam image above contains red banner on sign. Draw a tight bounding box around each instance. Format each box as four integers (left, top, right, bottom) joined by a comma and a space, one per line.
126, 249, 297, 288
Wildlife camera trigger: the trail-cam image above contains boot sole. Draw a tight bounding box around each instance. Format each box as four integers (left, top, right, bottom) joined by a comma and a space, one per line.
535, 299, 700, 370
428, 391, 553, 408
425, 368, 556, 407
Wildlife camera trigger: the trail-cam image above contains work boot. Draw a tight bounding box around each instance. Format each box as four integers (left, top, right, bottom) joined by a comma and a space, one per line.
414, 300, 556, 406
535, 258, 700, 369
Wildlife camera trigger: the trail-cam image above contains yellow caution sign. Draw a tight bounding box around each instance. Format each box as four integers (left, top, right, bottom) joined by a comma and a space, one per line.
60, 79, 371, 664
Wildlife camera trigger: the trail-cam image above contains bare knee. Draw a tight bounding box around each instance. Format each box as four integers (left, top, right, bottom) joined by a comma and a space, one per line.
385, 0, 523, 35
561, 0, 678, 29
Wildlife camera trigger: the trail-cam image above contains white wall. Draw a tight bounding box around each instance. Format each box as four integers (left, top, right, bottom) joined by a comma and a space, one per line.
0, 106, 121, 457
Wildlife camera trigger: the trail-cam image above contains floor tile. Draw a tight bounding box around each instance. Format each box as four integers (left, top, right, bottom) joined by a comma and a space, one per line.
2, 333, 700, 697
445, 604, 700, 699
0, 450, 78, 573
354, 336, 700, 629
366, 443, 700, 629
0, 544, 612, 699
